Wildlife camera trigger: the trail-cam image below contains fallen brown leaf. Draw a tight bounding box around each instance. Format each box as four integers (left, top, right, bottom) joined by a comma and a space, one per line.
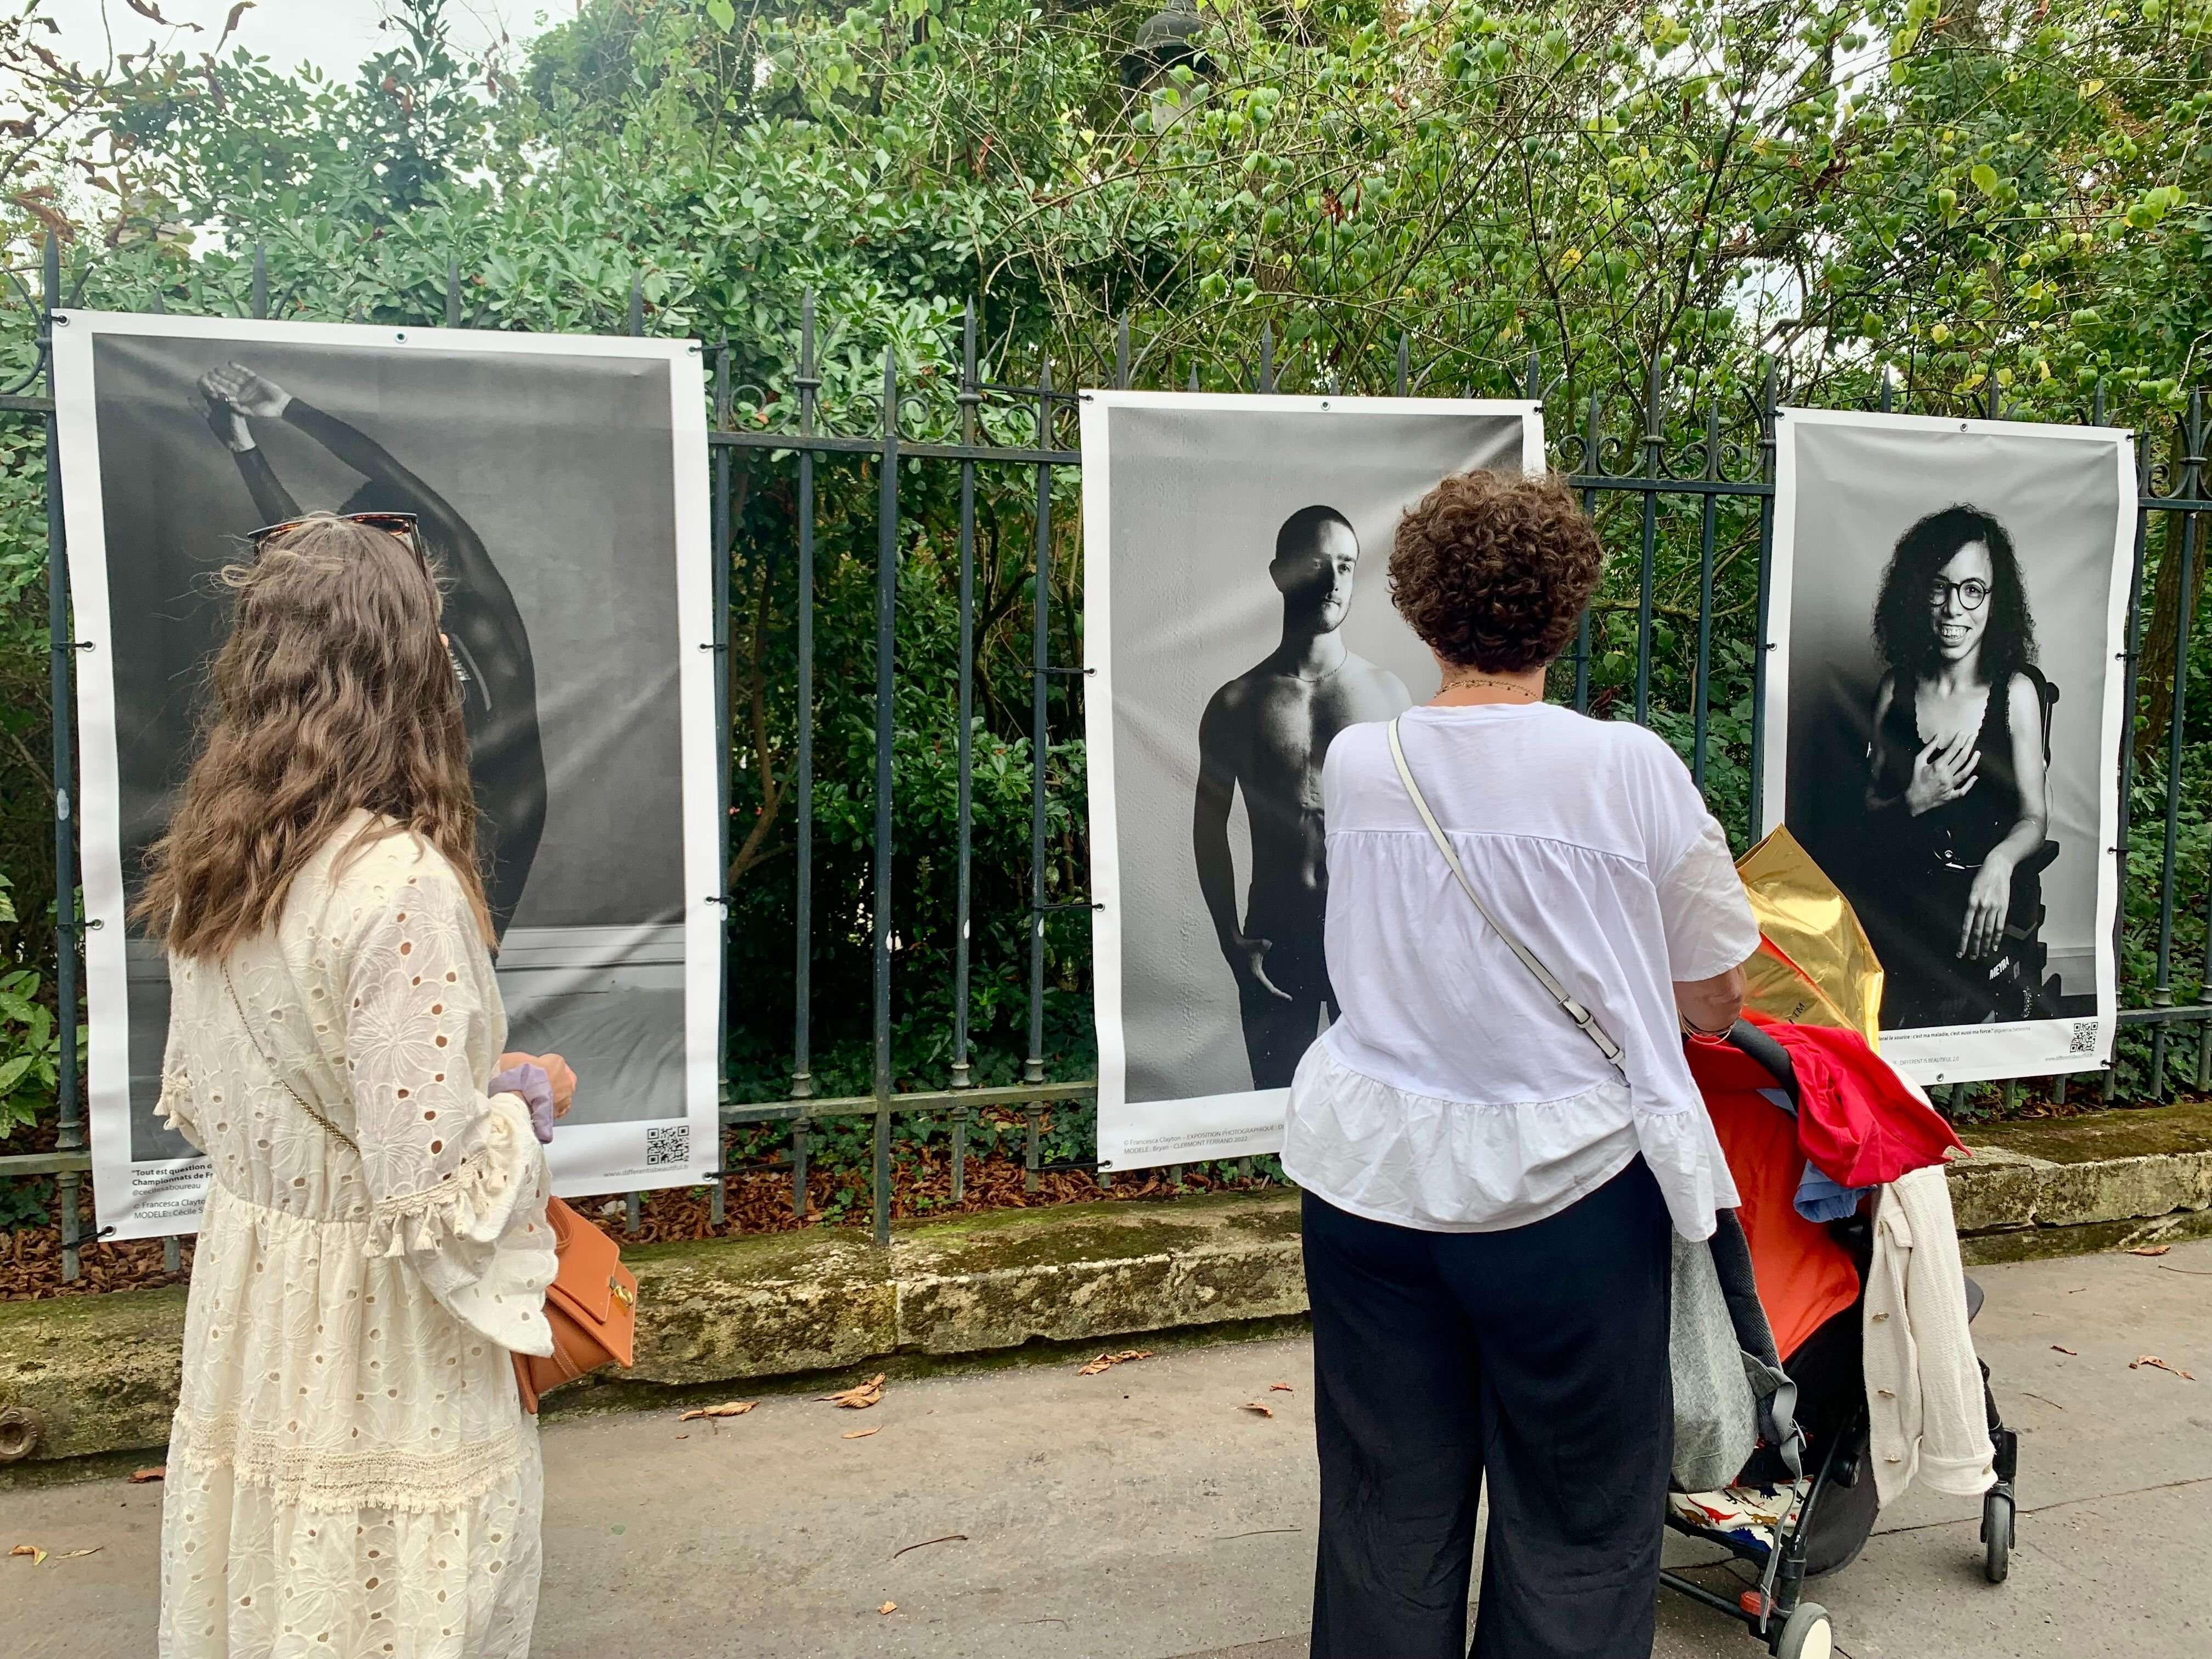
878, 1601, 899, 1616
1076, 1350, 1154, 1376
9, 1544, 47, 1565
2051, 1345, 2078, 1356
678, 1401, 758, 1423
1269, 1383, 1295, 1392
821, 1374, 887, 1410
1240, 1402, 1276, 1419
2129, 1245, 2173, 1257
129, 1466, 165, 1483
48, 1548, 102, 1563
842, 1427, 881, 1440
2131, 1355, 2196, 1381
891, 1534, 968, 1560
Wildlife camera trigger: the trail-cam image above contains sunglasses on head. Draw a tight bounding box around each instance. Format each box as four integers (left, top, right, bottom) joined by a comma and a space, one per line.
246, 511, 430, 578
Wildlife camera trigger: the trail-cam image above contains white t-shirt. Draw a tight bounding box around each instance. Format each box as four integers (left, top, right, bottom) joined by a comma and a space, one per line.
1281, 702, 1761, 1240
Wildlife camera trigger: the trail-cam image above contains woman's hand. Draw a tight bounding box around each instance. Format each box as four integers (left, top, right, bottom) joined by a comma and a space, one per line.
497, 1051, 577, 1118
202, 362, 292, 420
1960, 854, 2015, 962
1676, 964, 1747, 1039
1905, 731, 1978, 816
193, 377, 254, 451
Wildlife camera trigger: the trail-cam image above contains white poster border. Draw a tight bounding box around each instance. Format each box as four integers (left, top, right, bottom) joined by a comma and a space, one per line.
1080, 391, 1545, 1171
52, 310, 723, 1238
1764, 404, 2136, 1086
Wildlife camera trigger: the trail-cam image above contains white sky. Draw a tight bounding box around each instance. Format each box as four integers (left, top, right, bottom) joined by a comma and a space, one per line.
37, 0, 565, 83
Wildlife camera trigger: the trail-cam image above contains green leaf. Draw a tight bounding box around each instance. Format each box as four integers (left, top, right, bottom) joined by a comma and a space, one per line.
1970, 163, 2000, 197
0, 1056, 35, 1097
705, 0, 737, 28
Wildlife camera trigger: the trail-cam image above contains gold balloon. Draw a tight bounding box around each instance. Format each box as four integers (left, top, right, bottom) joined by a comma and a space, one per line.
1734, 825, 1884, 1048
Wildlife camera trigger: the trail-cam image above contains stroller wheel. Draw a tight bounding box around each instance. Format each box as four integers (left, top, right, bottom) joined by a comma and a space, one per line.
1983, 1488, 2014, 1584
1771, 1601, 1833, 1659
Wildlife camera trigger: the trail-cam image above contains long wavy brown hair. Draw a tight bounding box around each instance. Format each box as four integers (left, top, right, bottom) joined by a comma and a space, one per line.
136, 514, 491, 958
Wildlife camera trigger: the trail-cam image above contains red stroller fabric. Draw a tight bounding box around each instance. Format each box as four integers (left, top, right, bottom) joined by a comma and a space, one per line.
1755, 1018, 1965, 1189
1686, 1036, 1861, 1361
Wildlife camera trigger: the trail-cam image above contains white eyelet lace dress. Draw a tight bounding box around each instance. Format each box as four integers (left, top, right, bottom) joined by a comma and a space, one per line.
154, 816, 557, 1659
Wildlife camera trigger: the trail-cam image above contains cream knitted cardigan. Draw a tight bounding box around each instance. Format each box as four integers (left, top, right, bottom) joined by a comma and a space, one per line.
1863, 1162, 1996, 1507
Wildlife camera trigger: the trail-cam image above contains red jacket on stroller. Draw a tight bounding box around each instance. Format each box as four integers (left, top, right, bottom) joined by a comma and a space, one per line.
1684, 1015, 1962, 1359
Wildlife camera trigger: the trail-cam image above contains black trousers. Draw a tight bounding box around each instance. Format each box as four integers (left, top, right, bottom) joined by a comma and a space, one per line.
1304, 1163, 1673, 1659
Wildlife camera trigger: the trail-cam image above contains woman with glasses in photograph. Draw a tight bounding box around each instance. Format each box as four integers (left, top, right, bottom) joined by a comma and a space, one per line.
142, 514, 572, 1659
196, 363, 547, 939
1861, 505, 2053, 1027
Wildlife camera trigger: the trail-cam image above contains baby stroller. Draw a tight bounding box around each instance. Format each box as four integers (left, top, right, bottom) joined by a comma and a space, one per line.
1658, 1021, 2019, 1657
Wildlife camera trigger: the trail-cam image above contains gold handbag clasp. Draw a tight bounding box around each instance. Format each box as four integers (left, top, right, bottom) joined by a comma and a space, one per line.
610, 1279, 634, 1307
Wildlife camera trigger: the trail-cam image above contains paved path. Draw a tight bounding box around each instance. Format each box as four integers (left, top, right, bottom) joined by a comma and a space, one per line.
5, 1241, 2208, 1658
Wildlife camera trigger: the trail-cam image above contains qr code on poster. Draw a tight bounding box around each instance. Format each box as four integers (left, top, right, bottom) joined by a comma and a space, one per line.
645, 1123, 690, 1169
2068, 1021, 2101, 1056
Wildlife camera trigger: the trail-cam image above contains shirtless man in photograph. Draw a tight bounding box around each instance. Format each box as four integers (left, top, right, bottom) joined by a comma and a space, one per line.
1194, 506, 1412, 1088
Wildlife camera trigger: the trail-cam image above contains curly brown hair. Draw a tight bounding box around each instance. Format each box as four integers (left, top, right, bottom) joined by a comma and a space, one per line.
1389, 469, 1605, 672
134, 514, 491, 959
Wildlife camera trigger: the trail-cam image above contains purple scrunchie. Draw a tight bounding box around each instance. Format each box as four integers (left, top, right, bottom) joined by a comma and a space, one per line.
489, 1063, 557, 1144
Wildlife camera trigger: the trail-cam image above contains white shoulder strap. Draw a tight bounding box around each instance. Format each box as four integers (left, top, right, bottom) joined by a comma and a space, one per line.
1386, 717, 1628, 1081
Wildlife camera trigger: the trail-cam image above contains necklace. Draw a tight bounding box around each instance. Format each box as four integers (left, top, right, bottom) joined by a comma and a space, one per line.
1438, 672, 1540, 700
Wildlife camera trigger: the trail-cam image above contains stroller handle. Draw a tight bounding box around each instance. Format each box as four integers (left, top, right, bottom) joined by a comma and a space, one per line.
1725, 1019, 1801, 1114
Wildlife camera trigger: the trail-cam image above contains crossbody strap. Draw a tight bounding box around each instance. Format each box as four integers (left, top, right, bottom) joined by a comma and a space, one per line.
1386, 718, 1629, 1081
221, 960, 362, 1157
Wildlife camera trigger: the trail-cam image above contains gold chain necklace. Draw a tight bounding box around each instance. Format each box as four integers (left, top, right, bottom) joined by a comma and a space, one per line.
1439, 673, 1539, 700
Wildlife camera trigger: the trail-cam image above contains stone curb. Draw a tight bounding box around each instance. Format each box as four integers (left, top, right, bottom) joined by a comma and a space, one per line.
5, 1104, 2209, 1472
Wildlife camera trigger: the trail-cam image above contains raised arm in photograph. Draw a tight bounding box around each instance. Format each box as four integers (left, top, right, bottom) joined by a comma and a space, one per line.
195, 363, 547, 936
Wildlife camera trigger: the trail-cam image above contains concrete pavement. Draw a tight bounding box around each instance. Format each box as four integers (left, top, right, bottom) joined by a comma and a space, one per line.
5, 1240, 2208, 1658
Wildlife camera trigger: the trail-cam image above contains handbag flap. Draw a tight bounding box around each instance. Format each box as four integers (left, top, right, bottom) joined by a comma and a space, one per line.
544, 1198, 634, 1359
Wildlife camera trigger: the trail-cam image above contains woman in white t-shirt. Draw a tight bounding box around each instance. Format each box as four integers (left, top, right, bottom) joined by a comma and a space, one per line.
1284, 469, 1760, 1659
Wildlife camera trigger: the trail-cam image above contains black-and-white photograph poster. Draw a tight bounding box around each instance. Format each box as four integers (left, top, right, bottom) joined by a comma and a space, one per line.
53, 312, 720, 1239
1765, 407, 2135, 1086
1082, 393, 1543, 1169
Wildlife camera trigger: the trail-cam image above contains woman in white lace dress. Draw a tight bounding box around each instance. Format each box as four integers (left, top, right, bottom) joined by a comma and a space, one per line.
139, 514, 569, 1658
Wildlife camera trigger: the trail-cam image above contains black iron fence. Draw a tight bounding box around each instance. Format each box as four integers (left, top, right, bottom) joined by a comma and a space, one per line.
7, 239, 2212, 1283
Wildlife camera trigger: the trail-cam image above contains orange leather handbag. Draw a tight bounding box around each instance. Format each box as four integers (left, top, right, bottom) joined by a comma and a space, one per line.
512, 1196, 637, 1414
